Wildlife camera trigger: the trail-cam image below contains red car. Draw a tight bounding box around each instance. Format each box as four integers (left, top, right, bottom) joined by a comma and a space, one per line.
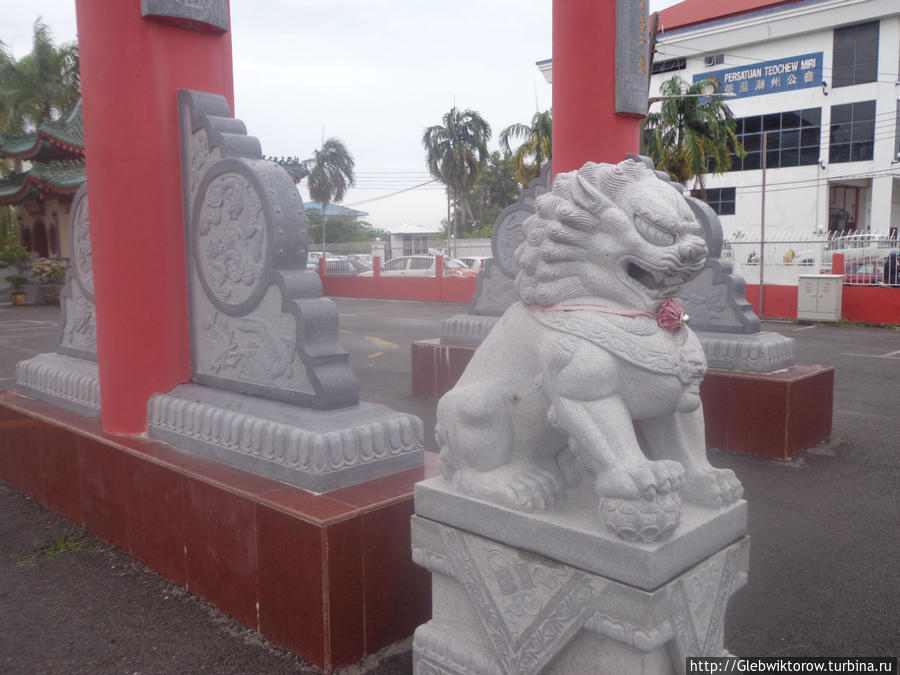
842, 258, 884, 285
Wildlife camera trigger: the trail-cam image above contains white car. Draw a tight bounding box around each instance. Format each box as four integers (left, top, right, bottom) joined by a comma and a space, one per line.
458, 256, 492, 271
358, 255, 477, 277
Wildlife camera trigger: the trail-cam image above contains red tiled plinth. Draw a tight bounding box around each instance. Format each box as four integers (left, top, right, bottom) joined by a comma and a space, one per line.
411, 339, 476, 398
0, 391, 433, 672
701, 365, 834, 458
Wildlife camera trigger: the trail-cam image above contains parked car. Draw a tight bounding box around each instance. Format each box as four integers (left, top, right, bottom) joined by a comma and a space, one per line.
325, 259, 370, 276
458, 256, 492, 271
346, 254, 373, 267
842, 257, 884, 285
358, 255, 477, 278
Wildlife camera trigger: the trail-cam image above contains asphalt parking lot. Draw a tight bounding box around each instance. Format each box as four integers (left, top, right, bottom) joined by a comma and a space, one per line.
1, 298, 898, 671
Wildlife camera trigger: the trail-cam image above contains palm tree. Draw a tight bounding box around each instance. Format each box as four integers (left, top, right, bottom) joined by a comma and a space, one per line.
644, 75, 744, 199
422, 106, 492, 237
0, 19, 80, 136
302, 138, 356, 251
499, 109, 552, 184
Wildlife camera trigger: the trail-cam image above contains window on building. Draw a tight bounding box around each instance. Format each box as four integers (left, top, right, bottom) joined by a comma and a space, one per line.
832, 21, 879, 88
691, 188, 736, 216
729, 108, 821, 171
651, 57, 686, 74
894, 101, 900, 163
704, 53, 724, 67
829, 100, 876, 163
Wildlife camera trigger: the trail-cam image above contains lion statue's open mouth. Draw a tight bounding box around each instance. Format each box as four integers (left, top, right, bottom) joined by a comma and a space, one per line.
435, 158, 742, 543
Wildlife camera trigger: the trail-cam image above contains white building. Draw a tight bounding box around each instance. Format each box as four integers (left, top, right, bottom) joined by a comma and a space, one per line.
650, 0, 900, 238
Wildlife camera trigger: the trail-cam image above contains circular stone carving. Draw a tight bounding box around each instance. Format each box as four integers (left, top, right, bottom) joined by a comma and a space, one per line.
194, 169, 269, 311
69, 184, 94, 300
600, 491, 682, 543
492, 205, 531, 278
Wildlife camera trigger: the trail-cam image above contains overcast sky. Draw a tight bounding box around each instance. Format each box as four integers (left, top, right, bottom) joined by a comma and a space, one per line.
4, 0, 681, 231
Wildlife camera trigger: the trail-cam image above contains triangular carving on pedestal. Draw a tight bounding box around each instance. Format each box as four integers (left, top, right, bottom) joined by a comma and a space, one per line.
441, 527, 601, 675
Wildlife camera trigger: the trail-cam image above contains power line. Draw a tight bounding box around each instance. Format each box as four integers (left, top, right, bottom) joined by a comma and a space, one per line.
344, 179, 439, 206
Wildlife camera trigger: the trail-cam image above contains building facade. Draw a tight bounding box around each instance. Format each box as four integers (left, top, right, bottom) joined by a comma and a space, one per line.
0, 100, 86, 259
651, 0, 900, 238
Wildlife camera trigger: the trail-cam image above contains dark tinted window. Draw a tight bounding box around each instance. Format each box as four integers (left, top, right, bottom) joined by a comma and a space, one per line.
832, 21, 879, 88
829, 101, 876, 163
691, 187, 736, 216
729, 108, 821, 170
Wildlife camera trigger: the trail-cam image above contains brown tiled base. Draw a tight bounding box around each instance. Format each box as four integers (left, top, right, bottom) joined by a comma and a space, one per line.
411, 341, 834, 459
411, 339, 476, 398
0, 391, 434, 672
701, 365, 834, 458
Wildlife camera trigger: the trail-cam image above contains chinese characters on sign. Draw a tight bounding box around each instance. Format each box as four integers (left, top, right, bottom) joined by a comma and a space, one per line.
616, 0, 651, 116
693, 52, 824, 99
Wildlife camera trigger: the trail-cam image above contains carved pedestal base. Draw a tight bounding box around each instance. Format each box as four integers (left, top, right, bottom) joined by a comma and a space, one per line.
148, 383, 423, 493
15, 353, 101, 418
697, 331, 796, 373
439, 314, 499, 346
412, 513, 749, 675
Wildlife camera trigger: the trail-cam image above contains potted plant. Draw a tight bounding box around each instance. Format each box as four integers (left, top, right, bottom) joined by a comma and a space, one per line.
1, 244, 32, 306
5, 273, 28, 305
31, 257, 68, 305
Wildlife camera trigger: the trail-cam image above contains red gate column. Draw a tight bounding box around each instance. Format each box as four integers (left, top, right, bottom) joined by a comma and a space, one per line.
552, 0, 647, 175
75, 2, 234, 433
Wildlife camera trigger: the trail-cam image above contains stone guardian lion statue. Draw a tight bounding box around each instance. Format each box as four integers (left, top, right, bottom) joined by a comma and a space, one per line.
435, 158, 743, 542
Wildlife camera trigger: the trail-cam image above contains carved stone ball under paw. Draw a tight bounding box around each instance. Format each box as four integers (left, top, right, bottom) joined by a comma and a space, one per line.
600, 492, 682, 543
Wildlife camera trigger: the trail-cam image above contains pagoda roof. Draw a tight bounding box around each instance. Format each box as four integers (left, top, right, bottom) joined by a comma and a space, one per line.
0, 99, 84, 162
0, 159, 86, 205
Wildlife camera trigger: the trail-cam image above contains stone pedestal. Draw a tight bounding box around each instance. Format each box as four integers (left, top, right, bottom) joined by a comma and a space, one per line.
412, 477, 749, 674
0, 392, 431, 672
702, 365, 835, 458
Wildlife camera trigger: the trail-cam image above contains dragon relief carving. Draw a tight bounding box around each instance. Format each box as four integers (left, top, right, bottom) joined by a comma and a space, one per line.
204, 309, 295, 383
436, 159, 743, 542
197, 172, 266, 305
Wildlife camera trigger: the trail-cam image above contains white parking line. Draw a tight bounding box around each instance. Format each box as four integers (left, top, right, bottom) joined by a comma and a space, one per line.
840, 350, 900, 359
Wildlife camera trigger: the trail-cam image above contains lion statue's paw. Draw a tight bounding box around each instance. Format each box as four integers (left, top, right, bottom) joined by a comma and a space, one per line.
682, 467, 743, 508
452, 460, 565, 513
594, 459, 685, 501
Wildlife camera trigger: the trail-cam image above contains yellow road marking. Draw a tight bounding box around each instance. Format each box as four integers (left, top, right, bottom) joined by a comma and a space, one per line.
368, 351, 385, 359
365, 336, 397, 350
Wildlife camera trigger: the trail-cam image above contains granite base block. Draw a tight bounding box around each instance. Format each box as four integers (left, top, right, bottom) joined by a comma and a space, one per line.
412, 515, 750, 675
415, 476, 746, 591
148, 383, 424, 493
15, 353, 100, 419
698, 331, 796, 373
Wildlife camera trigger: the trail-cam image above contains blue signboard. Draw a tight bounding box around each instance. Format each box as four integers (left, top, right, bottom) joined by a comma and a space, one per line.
693, 52, 823, 99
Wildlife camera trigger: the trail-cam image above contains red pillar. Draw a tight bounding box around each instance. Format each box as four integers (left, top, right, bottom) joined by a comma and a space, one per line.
552, 0, 643, 175
75, 2, 234, 433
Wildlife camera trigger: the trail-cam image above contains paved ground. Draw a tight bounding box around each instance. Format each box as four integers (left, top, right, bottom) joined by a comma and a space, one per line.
1, 299, 899, 672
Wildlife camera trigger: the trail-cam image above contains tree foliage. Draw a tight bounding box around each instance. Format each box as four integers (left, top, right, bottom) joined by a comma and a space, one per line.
305, 212, 384, 244
422, 106, 492, 237
644, 76, 744, 197
0, 19, 80, 135
499, 109, 552, 185
302, 138, 356, 248
463, 151, 520, 237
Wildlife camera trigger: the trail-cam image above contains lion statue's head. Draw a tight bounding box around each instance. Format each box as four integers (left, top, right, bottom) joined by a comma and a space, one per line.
515, 158, 707, 314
